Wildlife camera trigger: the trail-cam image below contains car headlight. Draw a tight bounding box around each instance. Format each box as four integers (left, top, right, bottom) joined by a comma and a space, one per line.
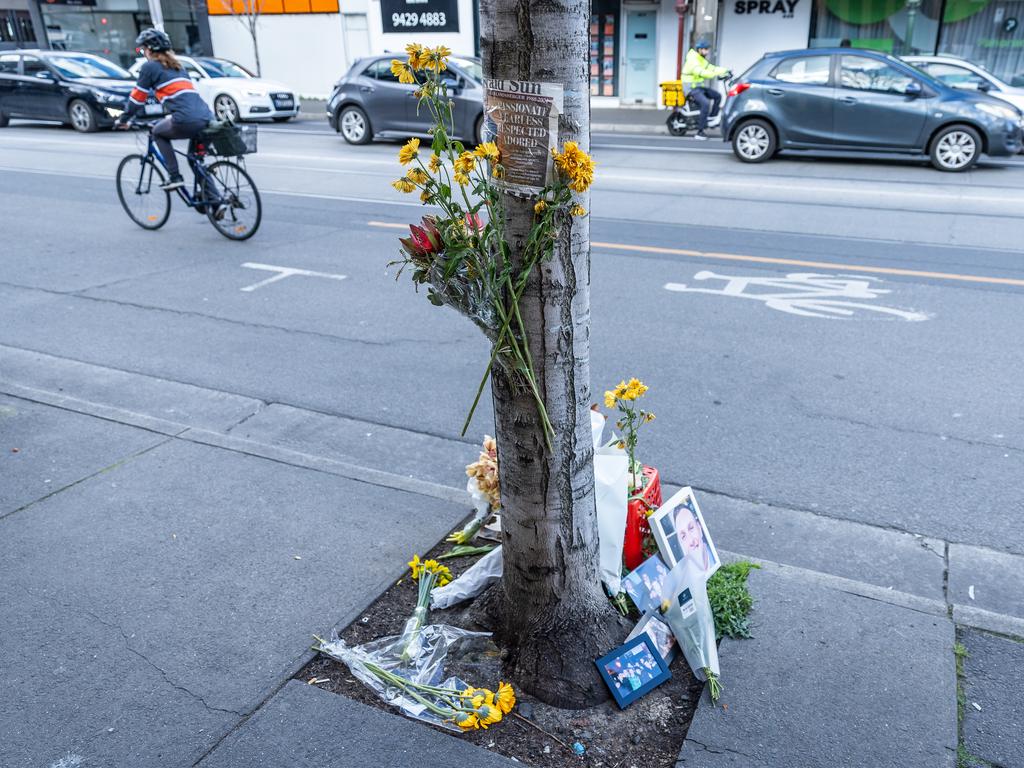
976, 102, 1019, 121
90, 88, 125, 104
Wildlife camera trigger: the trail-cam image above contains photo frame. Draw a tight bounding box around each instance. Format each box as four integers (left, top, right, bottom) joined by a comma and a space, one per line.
626, 610, 678, 664
594, 635, 672, 709
621, 553, 669, 614
649, 487, 721, 579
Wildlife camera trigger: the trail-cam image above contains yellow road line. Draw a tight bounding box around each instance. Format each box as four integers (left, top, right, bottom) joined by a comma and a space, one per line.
366, 221, 1024, 288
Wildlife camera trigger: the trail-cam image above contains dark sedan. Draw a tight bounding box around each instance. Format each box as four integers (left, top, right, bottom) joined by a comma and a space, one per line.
0, 50, 158, 132
722, 48, 1023, 171
327, 54, 484, 145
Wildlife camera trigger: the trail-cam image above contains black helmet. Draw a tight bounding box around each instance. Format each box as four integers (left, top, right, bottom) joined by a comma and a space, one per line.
136, 28, 172, 52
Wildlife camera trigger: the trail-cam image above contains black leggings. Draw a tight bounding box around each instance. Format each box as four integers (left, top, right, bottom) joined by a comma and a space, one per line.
152, 116, 206, 176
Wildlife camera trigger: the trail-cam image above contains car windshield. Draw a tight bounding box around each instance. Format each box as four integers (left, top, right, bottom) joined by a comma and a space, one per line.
451, 57, 482, 83
197, 58, 252, 78
44, 54, 131, 80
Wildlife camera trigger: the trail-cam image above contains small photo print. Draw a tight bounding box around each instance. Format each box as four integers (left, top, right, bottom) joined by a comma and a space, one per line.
622, 553, 669, 613
595, 635, 672, 708
627, 611, 677, 663
650, 487, 720, 578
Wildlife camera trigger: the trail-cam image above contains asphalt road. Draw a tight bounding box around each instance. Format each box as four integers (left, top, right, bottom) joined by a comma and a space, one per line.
1, 118, 1022, 555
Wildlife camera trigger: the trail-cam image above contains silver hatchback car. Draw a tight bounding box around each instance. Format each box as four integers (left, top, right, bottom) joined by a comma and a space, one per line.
327, 54, 485, 145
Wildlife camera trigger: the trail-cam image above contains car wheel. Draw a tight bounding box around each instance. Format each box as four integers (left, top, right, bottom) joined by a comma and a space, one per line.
214, 94, 241, 123
473, 114, 486, 145
339, 105, 372, 145
732, 118, 775, 163
68, 99, 97, 133
930, 124, 980, 172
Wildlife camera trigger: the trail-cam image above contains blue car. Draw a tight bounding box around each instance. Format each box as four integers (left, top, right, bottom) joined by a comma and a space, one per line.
722, 48, 1023, 171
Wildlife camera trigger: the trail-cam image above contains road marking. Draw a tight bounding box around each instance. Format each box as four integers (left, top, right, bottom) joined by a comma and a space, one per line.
665, 271, 930, 320
239, 262, 348, 292
366, 220, 1024, 287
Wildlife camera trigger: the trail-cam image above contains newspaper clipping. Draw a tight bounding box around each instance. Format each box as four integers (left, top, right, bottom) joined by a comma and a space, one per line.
483, 79, 564, 194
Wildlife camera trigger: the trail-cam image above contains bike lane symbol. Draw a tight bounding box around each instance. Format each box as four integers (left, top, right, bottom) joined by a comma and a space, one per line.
664, 271, 930, 321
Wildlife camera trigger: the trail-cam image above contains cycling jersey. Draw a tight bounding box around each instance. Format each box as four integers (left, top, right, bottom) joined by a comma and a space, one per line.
126, 60, 213, 127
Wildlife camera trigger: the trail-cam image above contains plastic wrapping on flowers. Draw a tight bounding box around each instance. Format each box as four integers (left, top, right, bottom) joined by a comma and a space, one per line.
316, 624, 492, 731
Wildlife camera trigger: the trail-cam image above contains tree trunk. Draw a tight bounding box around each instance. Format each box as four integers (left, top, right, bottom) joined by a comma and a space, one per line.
480, 0, 625, 709
249, 19, 262, 77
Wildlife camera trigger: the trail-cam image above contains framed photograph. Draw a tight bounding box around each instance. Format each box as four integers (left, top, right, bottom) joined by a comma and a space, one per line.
650, 487, 720, 579
595, 635, 672, 709
626, 611, 678, 664
621, 553, 669, 613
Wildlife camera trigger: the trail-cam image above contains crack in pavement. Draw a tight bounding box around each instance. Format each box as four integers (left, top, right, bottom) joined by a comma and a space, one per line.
20, 586, 245, 718
684, 737, 764, 764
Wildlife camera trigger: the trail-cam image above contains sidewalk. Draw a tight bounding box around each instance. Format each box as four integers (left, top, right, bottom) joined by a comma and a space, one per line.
3, 346, 1022, 766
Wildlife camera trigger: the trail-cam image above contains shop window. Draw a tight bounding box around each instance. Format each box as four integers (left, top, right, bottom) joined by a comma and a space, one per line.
590, 0, 618, 96
771, 54, 831, 85
810, 0, 941, 56
1, 11, 36, 44
839, 54, 914, 93
938, 6, 1024, 85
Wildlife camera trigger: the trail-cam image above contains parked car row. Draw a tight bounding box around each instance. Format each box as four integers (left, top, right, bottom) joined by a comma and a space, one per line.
721, 47, 1024, 171
0, 49, 297, 132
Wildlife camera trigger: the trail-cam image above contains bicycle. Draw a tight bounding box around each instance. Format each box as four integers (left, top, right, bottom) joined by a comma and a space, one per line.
115, 118, 262, 241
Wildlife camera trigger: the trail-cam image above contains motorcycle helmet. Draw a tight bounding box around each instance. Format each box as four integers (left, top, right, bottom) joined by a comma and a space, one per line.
136, 28, 173, 52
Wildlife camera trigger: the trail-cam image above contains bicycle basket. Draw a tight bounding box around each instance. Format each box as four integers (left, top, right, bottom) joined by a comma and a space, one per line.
204, 123, 257, 156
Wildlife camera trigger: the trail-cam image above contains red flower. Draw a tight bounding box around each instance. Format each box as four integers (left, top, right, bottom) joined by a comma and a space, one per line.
465, 212, 483, 232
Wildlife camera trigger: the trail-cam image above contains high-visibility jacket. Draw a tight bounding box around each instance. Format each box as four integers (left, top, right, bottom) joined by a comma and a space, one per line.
126, 60, 213, 126
681, 48, 729, 88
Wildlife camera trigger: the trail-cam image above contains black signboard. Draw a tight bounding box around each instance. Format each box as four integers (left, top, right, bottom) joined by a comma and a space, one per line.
43, 0, 98, 6
380, 0, 459, 34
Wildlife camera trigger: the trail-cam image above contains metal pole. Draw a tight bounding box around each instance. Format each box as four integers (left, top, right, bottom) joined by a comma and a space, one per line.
148, 0, 165, 30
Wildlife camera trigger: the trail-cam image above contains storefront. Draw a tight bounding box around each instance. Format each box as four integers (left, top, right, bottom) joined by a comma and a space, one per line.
716, 0, 1024, 85
19, 0, 209, 69
0, 0, 41, 49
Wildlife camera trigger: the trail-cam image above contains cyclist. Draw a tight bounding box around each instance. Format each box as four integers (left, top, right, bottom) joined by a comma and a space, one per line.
681, 39, 731, 140
115, 29, 213, 190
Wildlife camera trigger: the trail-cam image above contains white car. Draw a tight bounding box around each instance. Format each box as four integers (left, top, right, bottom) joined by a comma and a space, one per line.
904, 55, 1024, 113
130, 55, 298, 122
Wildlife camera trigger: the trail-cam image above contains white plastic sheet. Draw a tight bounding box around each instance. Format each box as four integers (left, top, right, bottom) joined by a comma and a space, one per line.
430, 545, 504, 609
594, 445, 629, 595
660, 558, 720, 683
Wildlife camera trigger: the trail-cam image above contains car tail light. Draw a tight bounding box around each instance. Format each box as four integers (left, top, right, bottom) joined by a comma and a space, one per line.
728, 82, 751, 98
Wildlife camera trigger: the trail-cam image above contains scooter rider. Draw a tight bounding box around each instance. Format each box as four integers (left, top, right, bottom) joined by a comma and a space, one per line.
682, 39, 730, 140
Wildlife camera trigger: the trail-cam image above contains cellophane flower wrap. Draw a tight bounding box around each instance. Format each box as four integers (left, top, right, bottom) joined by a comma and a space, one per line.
660, 558, 722, 702
400, 555, 452, 661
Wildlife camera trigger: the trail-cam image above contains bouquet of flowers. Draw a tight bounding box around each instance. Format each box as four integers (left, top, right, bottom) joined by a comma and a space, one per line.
387, 43, 596, 450
400, 555, 453, 661
448, 435, 500, 545
604, 377, 655, 492
660, 560, 722, 702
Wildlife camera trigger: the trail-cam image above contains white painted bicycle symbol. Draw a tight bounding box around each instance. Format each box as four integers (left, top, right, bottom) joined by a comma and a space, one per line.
664, 271, 930, 321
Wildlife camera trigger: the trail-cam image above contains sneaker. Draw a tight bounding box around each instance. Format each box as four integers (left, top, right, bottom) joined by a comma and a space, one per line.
694, 131, 708, 141
161, 174, 184, 191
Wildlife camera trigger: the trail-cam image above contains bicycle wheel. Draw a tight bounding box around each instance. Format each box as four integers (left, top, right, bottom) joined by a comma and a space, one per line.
116, 154, 171, 230
201, 160, 261, 241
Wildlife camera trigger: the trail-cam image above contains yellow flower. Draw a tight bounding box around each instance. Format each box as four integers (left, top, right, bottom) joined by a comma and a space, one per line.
398, 137, 420, 165
390, 59, 416, 85
534, 200, 548, 215
405, 43, 428, 70
570, 204, 587, 217
453, 711, 479, 730
613, 380, 628, 399
407, 554, 423, 579
425, 45, 452, 72
420, 190, 431, 203
644, 412, 656, 423
428, 153, 442, 173
623, 377, 648, 400
474, 141, 500, 163
459, 686, 478, 699
454, 171, 471, 186
408, 167, 429, 185
475, 702, 503, 728
553, 141, 596, 193
454, 151, 476, 175
616, 440, 625, 449
491, 165, 505, 179
392, 177, 416, 194
495, 681, 516, 714
603, 390, 616, 409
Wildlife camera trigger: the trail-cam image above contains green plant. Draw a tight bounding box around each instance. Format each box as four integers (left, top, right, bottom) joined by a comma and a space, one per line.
707, 561, 759, 640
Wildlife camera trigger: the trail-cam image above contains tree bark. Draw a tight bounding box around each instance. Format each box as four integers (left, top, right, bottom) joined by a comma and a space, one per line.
480, 0, 626, 708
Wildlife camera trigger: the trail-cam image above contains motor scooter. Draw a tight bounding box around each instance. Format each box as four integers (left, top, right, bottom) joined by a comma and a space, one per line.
665, 76, 730, 137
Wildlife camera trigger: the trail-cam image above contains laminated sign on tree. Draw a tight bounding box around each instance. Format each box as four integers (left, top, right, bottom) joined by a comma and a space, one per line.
483, 79, 564, 194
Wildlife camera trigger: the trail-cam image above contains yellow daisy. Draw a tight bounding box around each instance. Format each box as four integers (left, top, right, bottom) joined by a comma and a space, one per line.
398, 137, 420, 165
428, 153, 442, 173
392, 177, 416, 194
570, 204, 587, 217
534, 200, 547, 215
407, 167, 429, 185
495, 681, 516, 715
473, 141, 499, 163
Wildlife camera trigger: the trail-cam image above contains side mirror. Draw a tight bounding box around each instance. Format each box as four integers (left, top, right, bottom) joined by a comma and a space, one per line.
977, 81, 992, 92
905, 81, 922, 97
35, 70, 56, 81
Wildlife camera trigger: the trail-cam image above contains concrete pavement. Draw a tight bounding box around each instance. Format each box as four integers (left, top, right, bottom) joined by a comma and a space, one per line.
2, 122, 1023, 765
